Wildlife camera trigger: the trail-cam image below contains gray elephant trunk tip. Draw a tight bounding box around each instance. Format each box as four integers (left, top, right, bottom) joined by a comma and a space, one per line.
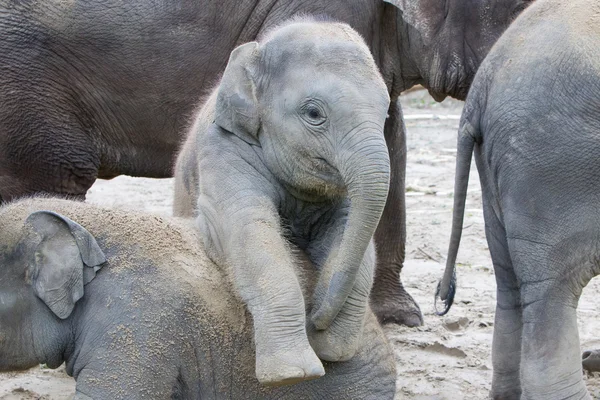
434, 270, 456, 316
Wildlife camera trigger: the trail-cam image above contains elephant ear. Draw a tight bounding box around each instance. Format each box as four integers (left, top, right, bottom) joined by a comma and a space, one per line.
215, 41, 261, 146
24, 211, 106, 319
384, 0, 445, 44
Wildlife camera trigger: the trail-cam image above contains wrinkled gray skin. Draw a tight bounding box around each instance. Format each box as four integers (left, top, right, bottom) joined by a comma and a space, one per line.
0, 197, 397, 400
438, 0, 600, 398
174, 20, 390, 386
0, 0, 532, 327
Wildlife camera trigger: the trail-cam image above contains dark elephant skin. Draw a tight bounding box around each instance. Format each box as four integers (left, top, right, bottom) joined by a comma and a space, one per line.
0, 197, 397, 400
438, 0, 600, 398
0, 0, 532, 327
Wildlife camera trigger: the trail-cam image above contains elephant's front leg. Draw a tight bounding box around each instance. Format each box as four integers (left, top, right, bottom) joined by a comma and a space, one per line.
371, 97, 423, 327
308, 240, 376, 362
204, 200, 324, 386
305, 213, 375, 362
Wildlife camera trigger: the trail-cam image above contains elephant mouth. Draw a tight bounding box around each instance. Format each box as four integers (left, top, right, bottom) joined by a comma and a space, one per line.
284, 162, 346, 202
289, 183, 347, 203
311, 158, 344, 186
279, 156, 346, 202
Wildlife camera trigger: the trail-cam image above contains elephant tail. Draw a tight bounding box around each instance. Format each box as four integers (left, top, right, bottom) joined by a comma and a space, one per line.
435, 117, 478, 316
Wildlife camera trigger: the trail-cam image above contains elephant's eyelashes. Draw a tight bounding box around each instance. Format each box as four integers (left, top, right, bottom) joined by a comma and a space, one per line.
300, 102, 327, 126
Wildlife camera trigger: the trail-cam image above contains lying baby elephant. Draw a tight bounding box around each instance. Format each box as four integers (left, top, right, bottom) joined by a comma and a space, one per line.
174, 19, 390, 385
0, 197, 397, 399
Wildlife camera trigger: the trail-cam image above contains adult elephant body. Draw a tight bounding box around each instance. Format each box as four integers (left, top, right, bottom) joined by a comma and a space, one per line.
0, 0, 531, 326
439, 0, 600, 397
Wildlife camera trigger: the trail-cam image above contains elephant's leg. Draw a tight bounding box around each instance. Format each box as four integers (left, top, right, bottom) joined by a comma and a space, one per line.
370, 98, 423, 327
491, 280, 522, 400
245, 257, 325, 386
514, 245, 590, 400
198, 200, 324, 386
308, 241, 375, 362
519, 287, 588, 399
486, 208, 522, 399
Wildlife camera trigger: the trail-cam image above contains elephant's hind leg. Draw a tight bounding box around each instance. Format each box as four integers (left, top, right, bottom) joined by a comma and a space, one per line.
512, 236, 593, 400
518, 281, 588, 400
486, 206, 523, 400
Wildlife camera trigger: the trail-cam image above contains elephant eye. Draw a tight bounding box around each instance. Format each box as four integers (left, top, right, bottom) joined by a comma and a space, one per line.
300, 102, 327, 126
308, 108, 321, 120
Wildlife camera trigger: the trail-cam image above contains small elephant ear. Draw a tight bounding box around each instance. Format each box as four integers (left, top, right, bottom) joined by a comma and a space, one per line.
24, 211, 106, 319
384, 0, 445, 44
215, 41, 261, 146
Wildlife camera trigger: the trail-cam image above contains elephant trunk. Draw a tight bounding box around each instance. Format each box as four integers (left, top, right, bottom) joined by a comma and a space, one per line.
311, 134, 390, 329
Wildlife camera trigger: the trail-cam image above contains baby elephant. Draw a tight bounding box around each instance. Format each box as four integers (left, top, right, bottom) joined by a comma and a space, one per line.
174, 19, 391, 385
0, 197, 397, 399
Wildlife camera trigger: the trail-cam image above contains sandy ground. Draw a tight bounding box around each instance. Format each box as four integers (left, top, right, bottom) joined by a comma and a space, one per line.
2, 90, 600, 399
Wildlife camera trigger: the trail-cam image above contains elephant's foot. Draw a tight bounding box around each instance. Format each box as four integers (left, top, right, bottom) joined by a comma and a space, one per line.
308, 327, 359, 362
582, 350, 600, 372
489, 389, 522, 400
370, 278, 423, 327
307, 310, 365, 362
255, 343, 325, 386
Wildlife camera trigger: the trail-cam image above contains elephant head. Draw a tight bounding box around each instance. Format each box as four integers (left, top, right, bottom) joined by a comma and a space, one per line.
385, 0, 533, 100
214, 20, 391, 329
0, 209, 105, 371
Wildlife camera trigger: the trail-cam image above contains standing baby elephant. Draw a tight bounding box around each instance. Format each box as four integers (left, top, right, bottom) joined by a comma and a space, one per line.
0, 197, 397, 399
437, 0, 600, 398
174, 20, 390, 386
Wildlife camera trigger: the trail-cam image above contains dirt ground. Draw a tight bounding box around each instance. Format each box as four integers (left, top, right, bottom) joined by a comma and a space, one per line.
2, 90, 600, 399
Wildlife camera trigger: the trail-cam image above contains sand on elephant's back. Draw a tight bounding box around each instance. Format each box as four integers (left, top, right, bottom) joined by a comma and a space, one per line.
0, 196, 397, 399
0, 197, 246, 330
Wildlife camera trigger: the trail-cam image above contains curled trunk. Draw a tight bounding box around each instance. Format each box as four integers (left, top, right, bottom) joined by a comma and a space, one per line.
312, 135, 390, 329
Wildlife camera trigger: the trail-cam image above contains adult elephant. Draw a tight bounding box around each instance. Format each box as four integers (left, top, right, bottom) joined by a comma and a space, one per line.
0, 0, 532, 326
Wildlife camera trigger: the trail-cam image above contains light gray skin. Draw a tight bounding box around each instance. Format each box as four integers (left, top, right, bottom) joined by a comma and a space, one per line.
437, 0, 600, 398
174, 20, 391, 386
0, 197, 397, 400
0, 0, 533, 329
